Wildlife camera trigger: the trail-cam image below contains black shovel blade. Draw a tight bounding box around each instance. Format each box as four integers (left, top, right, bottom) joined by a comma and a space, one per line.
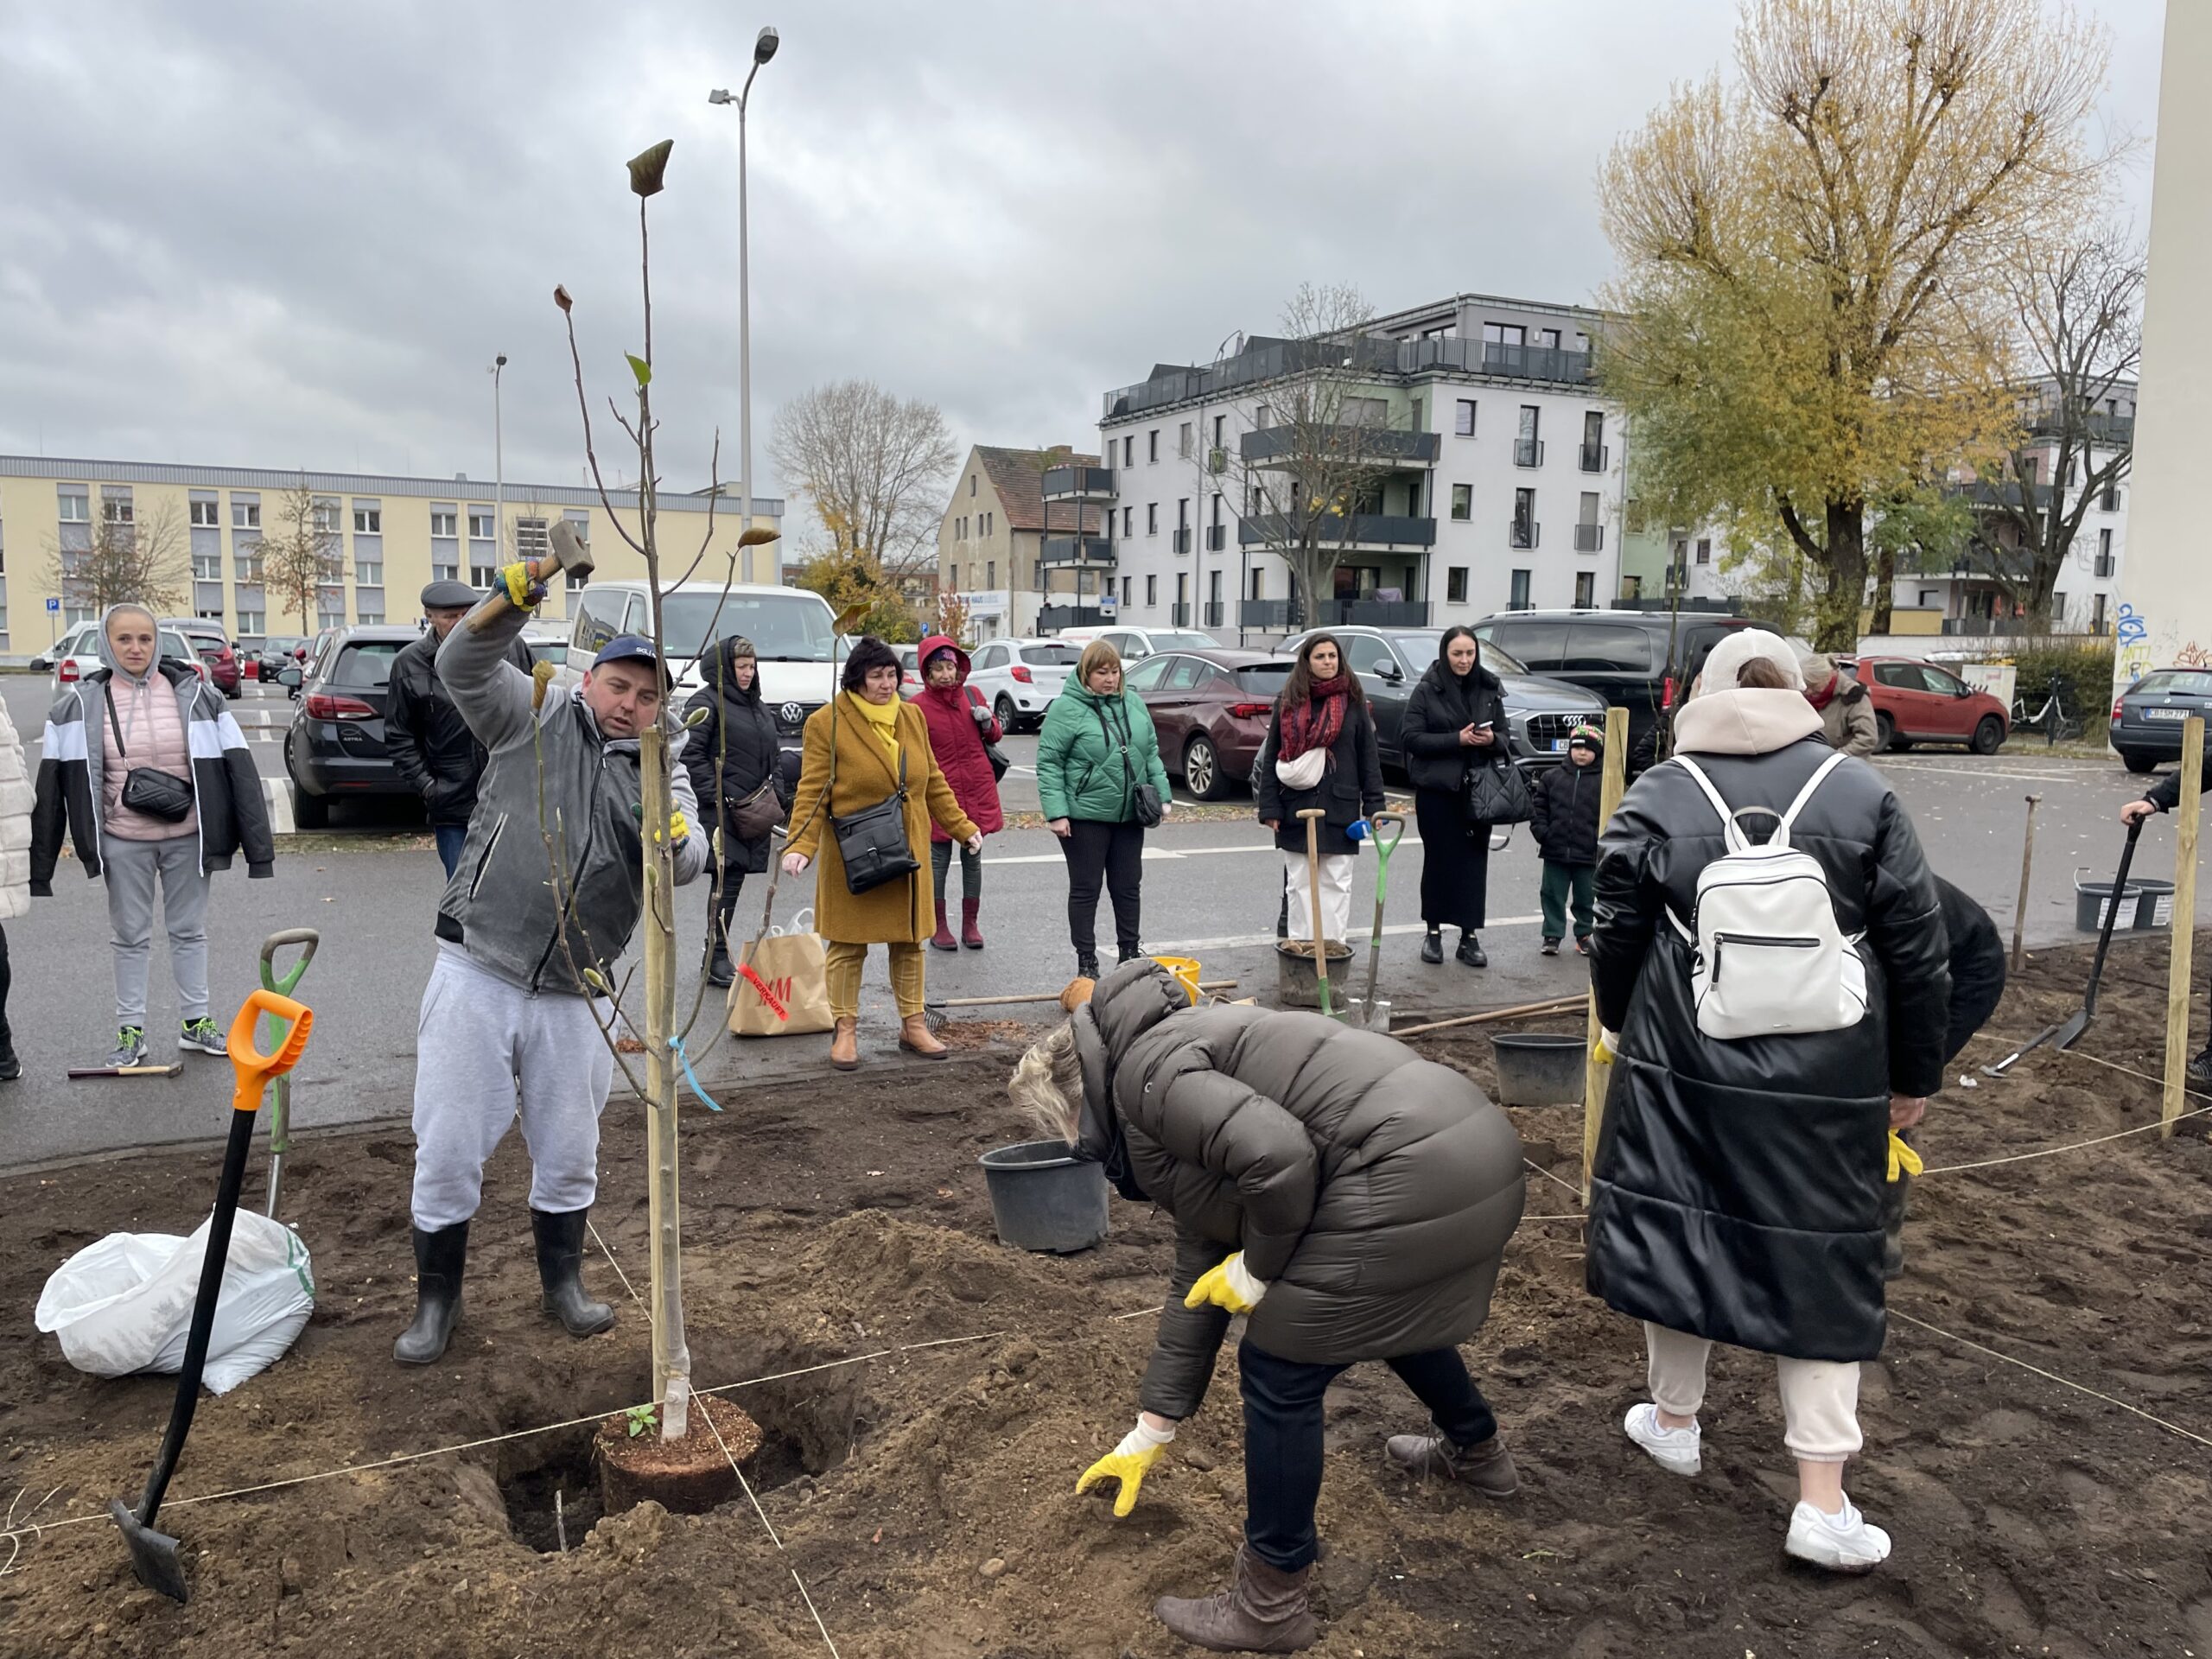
111, 1497, 189, 1603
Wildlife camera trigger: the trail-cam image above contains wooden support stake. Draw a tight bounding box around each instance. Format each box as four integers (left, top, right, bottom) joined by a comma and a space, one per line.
1583, 704, 1630, 1203
2011, 793, 2042, 976
2163, 716, 2202, 1138
639, 724, 690, 1435
1391, 995, 1589, 1038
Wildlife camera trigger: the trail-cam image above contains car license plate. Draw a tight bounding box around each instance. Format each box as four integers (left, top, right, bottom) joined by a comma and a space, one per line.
1551, 739, 1571, 753
2146, 707, 2190, 721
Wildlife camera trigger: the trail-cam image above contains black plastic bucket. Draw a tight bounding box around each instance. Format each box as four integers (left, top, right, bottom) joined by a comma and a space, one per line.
1491, 1033, 1586, 1108
2075, 878, 2145, 933
978, 1141, 1109, 1253
2130, 877, 2176, 931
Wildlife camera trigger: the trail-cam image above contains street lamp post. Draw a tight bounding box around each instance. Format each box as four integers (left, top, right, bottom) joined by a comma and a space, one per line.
491, 354, 507, 575
709, 24, 779, 584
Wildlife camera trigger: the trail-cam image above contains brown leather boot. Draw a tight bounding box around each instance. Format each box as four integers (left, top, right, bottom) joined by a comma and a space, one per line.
898, 1013, 947, 1059
1383, 1428, 1519, 1497
829, 1016, 859, 1071
1154, 1545, 1318, 1653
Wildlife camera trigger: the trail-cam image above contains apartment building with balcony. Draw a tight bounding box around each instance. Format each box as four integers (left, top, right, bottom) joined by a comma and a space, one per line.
935, 444, 1106, 640
1088, 292, 1629, 642
0, 454, 780, 660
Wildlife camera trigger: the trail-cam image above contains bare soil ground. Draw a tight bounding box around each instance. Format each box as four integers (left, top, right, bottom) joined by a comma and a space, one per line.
3, 935, 2210, 1658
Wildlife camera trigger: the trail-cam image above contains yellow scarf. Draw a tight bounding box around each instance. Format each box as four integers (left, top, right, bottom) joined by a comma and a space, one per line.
845, 689, 900, 764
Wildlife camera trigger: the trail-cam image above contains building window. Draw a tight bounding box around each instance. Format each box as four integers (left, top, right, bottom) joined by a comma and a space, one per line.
1537, 327, 1561, 350
232, 498, 261, 530
308, 499, 337, 533
1250, 568, 1265, 601
1573, 571, 1596, 607
1147, 429, 1160, 463
2096, 526, 2115, 577
1455, 400, 1477, 437
1212, 414, 1225, 448
234, 547, 264, 581
189, 499, 219, 528
1179, 422, 1193, 458
356, 558, 382, 586
2094, 592, 2109, 632
238, 610, 264, 635
1123, 435, 1134, 467
58, 486, 90, 524
987, 561, 995, 589
969, 474, 977, 497
431, 508, 458, 537
1515, 405, 1541, 467
1451, 484, 1472, 521
1446, 567, 1468, 603
2101, 480, 2120, 512
1145, 575, 1157, 607
1122, 506, 1134, 538
1122, 576, 1132, 607
1511, 488, 1536, 549
353, 505, 382, 535
1510, 569, 1533, 610
102, 490, 134, 526
1147, 504, 1159, 536
468, 508, 495, 541
1695, 537, 1712, 565
192, 552, 221, 581
357, 605, 385, 626
515, 518, 550, 562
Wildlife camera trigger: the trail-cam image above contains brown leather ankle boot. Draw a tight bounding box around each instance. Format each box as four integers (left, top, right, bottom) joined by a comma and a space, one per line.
1154, 1544, 1318, 1652
898, 1013, 947, 1058
829, 1017, 859, 1071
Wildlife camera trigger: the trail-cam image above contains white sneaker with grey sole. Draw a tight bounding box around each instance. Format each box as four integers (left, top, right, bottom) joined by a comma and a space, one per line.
1785, 1498, 1891, 1572
1623, 1402, 1701, 1476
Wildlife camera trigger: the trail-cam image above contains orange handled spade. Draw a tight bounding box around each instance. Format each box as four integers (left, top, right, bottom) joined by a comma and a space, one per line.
111, 989, 315, 1604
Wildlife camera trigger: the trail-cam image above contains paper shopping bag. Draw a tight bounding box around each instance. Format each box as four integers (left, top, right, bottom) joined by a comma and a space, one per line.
728, 930, 835, 1038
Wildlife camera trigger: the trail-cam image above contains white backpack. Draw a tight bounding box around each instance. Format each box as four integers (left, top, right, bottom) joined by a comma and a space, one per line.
1666, 753, 1868, 1040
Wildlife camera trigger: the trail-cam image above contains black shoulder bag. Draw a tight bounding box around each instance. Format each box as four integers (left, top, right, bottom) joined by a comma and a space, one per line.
105, 686, 195, 823
1461, 687, 1532, 825
1094, 698, 1163, 828
827, 697, 919, 893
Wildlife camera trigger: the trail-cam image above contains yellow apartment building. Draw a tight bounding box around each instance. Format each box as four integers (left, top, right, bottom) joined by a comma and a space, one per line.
0, 455, 784, 658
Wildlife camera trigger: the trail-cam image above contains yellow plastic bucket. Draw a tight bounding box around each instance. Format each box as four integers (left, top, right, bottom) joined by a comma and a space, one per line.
1149, 955, 1203, 1005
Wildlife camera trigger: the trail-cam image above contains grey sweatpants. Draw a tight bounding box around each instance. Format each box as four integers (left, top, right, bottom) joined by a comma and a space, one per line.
410, 944, 616, 1230
104, 834, 209, 1027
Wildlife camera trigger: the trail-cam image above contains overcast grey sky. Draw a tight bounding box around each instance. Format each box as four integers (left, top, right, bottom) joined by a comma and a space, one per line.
0, 0, 2168, 506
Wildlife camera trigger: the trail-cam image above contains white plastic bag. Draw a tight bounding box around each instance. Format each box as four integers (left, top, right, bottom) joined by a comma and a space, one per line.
34, 1211, 315, 1395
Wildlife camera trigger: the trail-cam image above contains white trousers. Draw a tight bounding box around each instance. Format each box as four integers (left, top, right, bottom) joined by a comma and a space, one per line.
1644, 1322, 1863, 1463
1281, 852, 1354, 942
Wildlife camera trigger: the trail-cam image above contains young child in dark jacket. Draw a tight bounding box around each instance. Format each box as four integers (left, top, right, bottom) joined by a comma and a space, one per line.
1531, 723, 1604, 955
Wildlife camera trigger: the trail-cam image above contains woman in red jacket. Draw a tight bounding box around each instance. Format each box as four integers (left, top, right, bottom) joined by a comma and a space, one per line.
911, 634, 1005, 949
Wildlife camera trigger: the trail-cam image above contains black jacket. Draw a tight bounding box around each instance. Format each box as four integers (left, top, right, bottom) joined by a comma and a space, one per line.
1585, 699, 1950, 1362
385, 629, 533, 828
1400, 658, 1506, 794
683, 639, 786, 875
2145, 760, 2212, 814
1253, 695, 1385, 857
1071, 963, 1525, 1418
1936, 875, 2006, 1064
1530, 758, 1602, 867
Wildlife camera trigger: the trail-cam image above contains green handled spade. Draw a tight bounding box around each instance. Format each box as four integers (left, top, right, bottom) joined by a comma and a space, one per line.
256, 929, 319, 1217
1355, 813, 1407, 1030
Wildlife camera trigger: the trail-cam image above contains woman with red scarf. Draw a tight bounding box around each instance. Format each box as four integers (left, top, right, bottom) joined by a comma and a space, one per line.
910, 634, 1004, 949
1256, 633, 1385, 943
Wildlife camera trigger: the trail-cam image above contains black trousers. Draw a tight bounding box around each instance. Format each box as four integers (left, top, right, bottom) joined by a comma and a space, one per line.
1240, 1338, 1497, 1573
1414, 786, 1489, 931
0, 922, 11, 1043
1881, 955, 2011, 1277
1060, 817, 1144, 959
706, 870, 746, 955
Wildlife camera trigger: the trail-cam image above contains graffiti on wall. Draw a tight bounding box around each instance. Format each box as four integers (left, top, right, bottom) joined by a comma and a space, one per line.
2116, 602, 2152, 683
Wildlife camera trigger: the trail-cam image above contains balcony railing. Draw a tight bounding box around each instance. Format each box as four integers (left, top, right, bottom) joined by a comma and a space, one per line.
1239, 425, 1441, 468
1038, 602, 1111, 633
1399, 336, 1596, 385
1238, 512, 1437, 550
1579, 442, 1608, 473
1040, 535, 1115, 566
1513, 438, 1544, 468
1102, 334, 1597, 422
2024, 410, 2135, 446
1173, 528, 1192, 554
1510, 519, 1541, 550
1235, 597, 1433, 631
1573, 523, 1604, 552
1203, 601, 1225, 627
1241, 599, 1295, 629
1205, 524, 1226, 551
1039, 464, 1116, 500
1170, 603, 1192, 626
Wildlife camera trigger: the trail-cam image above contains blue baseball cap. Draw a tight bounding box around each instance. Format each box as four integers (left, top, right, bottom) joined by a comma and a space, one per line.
592, 633, 664, 671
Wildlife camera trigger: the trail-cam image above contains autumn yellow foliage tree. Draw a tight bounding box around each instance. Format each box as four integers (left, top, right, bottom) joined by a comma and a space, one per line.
1599, 0, 2115, 648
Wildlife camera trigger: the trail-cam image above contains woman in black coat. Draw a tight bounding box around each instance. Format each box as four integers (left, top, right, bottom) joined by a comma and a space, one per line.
1255, 633, 1384, 945
1399, 626, 1508, 967
682, 634, 786, 985
1586, 632, 1950, 1574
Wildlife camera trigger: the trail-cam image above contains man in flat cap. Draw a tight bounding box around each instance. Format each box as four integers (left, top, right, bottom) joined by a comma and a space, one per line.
387, 579, 535, 876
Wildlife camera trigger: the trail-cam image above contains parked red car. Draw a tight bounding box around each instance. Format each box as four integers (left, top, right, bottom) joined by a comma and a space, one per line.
1124, 648, 1293, 799
1847, 656, 2009, 754
162, 617, 242, 699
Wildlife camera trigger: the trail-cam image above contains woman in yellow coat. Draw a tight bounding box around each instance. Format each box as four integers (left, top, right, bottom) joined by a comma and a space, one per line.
782, 636, 980, 1069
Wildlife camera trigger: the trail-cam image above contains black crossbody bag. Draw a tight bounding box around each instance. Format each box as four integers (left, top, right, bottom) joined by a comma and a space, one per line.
1094, 698, 1163, 828
827, 698, 919, 893
105, 687, 195, 823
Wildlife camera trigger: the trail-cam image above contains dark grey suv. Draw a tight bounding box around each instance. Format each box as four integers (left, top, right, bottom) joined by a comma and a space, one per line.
2112, 669, 2212, 775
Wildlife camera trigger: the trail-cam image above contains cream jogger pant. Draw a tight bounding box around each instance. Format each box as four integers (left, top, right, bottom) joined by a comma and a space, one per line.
1281, 852, 1354, 942
1644, 1323, 1863, 1463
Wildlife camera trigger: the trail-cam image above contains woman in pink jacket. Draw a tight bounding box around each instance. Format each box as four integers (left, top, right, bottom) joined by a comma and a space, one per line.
910, 634, 1003, 950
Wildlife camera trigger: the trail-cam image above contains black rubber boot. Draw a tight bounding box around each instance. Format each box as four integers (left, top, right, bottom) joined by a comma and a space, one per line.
705, 890, 738, 987
532, 1208, 615, 1337
1420, 930, 1444, 965
0, 1025, 19, 1083
393, 1222, 468, 1365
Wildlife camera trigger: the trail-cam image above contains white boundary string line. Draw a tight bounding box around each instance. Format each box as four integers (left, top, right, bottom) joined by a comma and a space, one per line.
1923, 1050, 2212, 1173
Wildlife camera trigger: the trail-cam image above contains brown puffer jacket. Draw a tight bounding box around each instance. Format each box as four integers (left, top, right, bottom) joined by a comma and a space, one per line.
1070, 963, 1525, 1415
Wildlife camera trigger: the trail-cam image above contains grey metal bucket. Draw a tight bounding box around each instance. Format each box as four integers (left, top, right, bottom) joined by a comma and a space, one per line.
978, 1140, 1110, 1253
1491, 1033, 1586, 1108
2129, 877, 2175, 931
2075, 874, 2146, 933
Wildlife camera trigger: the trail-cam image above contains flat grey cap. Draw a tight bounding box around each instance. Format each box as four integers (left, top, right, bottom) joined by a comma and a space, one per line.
421, 580, 480, 609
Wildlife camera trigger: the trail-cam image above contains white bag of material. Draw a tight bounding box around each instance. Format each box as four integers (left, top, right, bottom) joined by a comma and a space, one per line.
34, 1211, 315, 1395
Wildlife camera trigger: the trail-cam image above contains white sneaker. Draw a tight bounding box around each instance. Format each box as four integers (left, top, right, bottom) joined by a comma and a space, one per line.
1785, 1498, 1891, 1573
1623, 1402, 1701, 1476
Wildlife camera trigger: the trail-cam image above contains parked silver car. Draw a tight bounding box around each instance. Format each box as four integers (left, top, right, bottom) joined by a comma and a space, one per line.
32, 620, 207, 696
966, 637, 1079, 732
1279, 626, 1605, 772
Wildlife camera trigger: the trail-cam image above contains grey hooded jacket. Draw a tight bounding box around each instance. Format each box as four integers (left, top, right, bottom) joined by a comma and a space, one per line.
431, 599, 707, 994
1071, 962, 1526, 1418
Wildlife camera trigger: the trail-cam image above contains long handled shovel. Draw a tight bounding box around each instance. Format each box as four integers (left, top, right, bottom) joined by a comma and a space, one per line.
111, 988, 315, 1604
1986, 818, 2140, 1077
1297, 809, 1336, 1019
256, 929, 319, 1218
1354, 813, 1406, 1030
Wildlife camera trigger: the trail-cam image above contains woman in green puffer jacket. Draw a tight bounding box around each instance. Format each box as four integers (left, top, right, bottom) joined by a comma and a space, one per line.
1036, 639, 1173, 977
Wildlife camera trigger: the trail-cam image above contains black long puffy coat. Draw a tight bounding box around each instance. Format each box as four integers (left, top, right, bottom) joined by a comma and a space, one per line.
1253, 694, 1385, 857
1071, 963, 1525, 1418
1586, 715, 1950, 1363
385, 629, 534, 826
682, 638, 785, 876
1400, 659, 1507, 793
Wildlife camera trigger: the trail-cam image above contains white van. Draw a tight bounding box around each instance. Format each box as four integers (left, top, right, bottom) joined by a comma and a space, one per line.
1053, 625, 1222, 662
569, 581, 840, 749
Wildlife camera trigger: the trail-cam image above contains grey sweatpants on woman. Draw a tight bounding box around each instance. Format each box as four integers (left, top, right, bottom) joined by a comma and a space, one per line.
104, 835, 209, 1027
410, 944, 616, 1230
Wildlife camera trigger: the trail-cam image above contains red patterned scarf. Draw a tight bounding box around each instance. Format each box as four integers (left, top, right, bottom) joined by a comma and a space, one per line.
1279, 675, 1351, 762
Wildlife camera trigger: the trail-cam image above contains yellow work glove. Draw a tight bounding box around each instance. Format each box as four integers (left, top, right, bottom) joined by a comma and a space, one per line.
1593, 1028, 1622, 1066
632, 804, 692, 846
1076, 1416, 1175, 1517
500, 561, 547, 609
1886, 1131, 1923, 1184
1184, 1252, 1267, 1316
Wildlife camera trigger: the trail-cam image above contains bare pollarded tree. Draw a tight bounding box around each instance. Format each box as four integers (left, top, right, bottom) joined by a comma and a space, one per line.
46, 498, 190, 617
767, 378, 959, 583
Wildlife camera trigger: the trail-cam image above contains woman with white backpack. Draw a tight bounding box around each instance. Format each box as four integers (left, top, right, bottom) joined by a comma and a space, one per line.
1585, 631, 1950, 1574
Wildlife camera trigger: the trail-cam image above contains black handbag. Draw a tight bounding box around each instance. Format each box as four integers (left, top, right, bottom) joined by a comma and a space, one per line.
105, 688, 195, 823
985, 742, 1010, 782
1095, 700, 1163, 828
828, 700, 919, 894
726, 779, 786, 842
1465, 755, 1533, 826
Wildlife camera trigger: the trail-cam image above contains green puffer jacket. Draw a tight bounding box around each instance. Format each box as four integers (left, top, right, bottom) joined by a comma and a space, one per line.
1036, 685, 1171, 824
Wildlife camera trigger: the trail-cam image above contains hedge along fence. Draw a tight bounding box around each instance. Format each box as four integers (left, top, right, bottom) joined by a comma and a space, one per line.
1996, 640, 2118, 720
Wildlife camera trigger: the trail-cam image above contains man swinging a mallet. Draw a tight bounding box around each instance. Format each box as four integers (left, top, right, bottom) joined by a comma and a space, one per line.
394, 538, 708, 1365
